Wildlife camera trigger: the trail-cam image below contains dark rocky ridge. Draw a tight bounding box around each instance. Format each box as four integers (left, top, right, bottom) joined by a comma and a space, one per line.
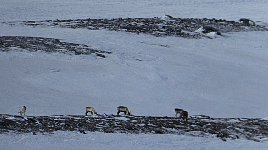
7, 17, 268, 39
1, 114, 267, 142
0, 36, 111, 57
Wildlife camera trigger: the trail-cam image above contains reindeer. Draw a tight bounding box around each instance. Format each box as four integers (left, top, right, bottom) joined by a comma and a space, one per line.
85, 106, 97, 116
18, 106, 26, 116
117, 106, 131, 115
175, 108, 188, 122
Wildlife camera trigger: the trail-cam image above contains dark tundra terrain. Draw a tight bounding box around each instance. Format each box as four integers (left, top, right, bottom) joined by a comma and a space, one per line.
0, 114, 267, 142
6, 17, 268, 39
0, 36, 111, 57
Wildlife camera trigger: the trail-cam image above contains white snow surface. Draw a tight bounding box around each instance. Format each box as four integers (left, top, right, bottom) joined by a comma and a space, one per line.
1, 0, 268, 23
1, 0, 268, 149
1, 28, 268, 118
1, 132, 268, 150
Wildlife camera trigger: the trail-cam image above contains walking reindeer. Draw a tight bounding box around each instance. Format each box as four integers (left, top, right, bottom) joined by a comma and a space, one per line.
117, 106, 131, 115
18, 106, 27, 116
175, 108, 188, 122
85, 106, 97, 115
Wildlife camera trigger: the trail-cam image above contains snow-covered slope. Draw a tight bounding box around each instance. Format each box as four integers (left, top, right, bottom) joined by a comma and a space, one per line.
1, 0, 268, 149
1, 0, 268, 22
1, 30, 268, 118
1, 132, 268, 150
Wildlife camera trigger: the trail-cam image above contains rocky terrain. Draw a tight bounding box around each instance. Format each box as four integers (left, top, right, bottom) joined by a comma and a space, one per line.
6, 17, 268, 38
0, 36, 111, 57
1, 114, 267, 142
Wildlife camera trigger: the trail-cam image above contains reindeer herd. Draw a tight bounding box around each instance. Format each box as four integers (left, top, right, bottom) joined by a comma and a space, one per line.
86, 106, 188, 122
18, 105, 189, 122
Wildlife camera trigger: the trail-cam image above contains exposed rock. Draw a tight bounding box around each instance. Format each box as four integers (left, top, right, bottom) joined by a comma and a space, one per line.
0, 114, 267, 142
0, 36, 111, 57
6, 17, 267, 39
239, 18, 255, 26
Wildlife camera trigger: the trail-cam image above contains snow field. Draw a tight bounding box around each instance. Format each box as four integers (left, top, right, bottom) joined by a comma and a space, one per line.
1, 0, 268, 149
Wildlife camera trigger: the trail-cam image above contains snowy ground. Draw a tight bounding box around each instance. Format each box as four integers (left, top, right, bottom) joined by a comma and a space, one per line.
1, 132, 268, 150
1, 29, 268, 118
1, 0, 268, 22
1, 0, 268, 149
